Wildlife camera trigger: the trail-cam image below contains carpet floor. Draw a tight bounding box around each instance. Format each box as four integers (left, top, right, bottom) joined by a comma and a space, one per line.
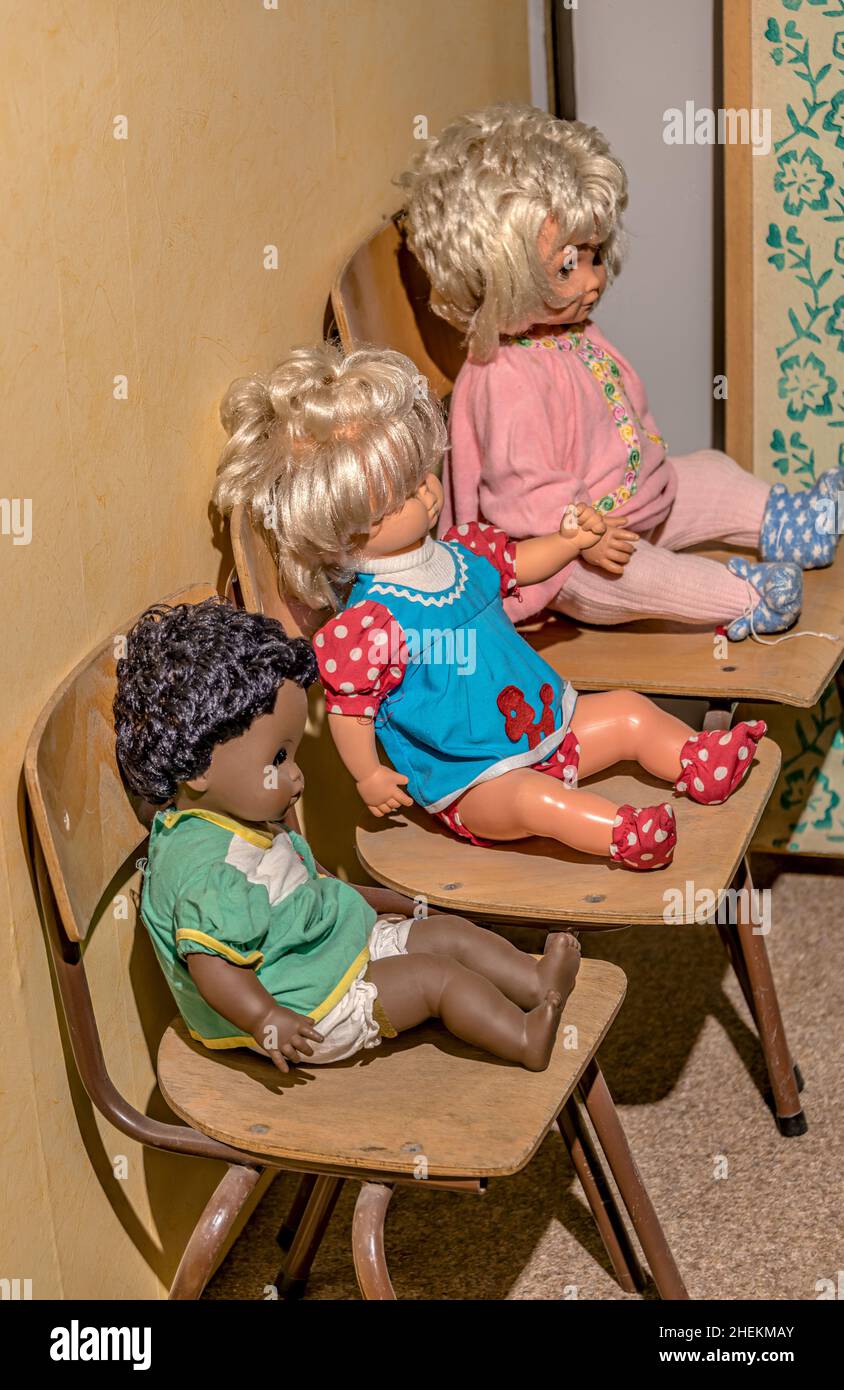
203, 864, 843, 1301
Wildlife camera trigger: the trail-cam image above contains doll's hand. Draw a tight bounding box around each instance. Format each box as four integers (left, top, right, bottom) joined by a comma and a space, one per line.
254, 1003, 325, 1074
560, 502, 606, 553
581, 516, 639, 575
357, 766, 414, 817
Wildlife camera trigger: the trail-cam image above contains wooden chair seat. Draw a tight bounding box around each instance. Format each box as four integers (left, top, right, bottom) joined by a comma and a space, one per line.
157, 958, 625, 1181
528, 548, 844, 708
358, 739, 781, 927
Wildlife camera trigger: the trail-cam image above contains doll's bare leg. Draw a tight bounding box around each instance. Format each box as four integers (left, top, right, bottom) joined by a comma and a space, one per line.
458, 770, 623, 855
365, 955, 565, 1071
571, 690, 691, 782
456, 769, 677, 869
406, 914, 581, 1009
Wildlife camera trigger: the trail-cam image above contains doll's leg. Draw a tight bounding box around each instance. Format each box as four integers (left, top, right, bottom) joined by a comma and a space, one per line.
456, 767, 676, 867
657, 449, 842, 571
365, 955, 565, 1071
571, 692, 767, 805
553, 542, 801, 640
553, 541, 758, 627
571, 690, 690, 782
652, 450, 770, 550
405, 914, 581, 1009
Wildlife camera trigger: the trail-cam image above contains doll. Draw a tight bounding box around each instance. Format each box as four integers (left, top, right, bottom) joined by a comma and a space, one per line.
213, 343, 767, 872
113, 598, 581, 1072
398, 102, 844, 641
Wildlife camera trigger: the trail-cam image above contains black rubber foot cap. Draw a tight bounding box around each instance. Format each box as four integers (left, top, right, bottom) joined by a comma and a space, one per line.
776, 1110, 808, 1138
274, 1271, 307, 1300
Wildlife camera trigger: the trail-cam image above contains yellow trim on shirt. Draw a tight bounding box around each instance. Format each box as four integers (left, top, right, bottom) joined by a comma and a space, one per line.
308, 946, 371, 1022
188, 1027, 266, 1054
161, 808, 274, 849
175, 928, 264, 967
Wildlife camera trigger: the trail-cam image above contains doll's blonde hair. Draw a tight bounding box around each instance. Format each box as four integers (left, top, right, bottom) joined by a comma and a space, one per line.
214, 342, 447, 611
398, 102, 628, 363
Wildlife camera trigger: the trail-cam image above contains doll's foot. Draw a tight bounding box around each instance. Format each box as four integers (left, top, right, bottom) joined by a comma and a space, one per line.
521, 991, 565, 1072
537, 931, 581, 1008
610, 803, 677, 870
725, 557, 802, 641
675, 720, 766, 805
759, 471, 844, 569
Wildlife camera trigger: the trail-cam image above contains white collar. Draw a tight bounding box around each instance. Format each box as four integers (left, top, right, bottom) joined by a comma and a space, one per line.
356, 537, 435, 574
356, 536, 456, 595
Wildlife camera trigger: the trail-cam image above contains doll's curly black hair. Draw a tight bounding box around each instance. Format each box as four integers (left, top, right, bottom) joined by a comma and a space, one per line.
114, 597, 317, 804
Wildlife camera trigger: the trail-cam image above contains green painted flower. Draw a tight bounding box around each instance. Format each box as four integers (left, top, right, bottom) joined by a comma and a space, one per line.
790, 770, 841, 843
827, 294, 844, 350
774, 148, 834, 215
835, 237, 844, 265
835, 33, 844, 61
778, 352, 837, 420
822, 91, 844, 150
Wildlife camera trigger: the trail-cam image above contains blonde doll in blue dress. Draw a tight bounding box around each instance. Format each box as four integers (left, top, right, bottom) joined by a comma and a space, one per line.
214, 343, 768, 871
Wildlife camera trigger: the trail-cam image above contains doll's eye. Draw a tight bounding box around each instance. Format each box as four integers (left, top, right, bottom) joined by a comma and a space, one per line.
593, 245, 604, 267
272, 747, 288, 767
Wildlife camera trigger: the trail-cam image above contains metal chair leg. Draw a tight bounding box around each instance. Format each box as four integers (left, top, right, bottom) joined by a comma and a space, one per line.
558, 1099, 646, 1294
352, 1182, 396, 1300
275, 1174, 344, 1299
578, 1059, 689, 1301
732, 857, 806, 1136
276, 1173, 318, 1252
169, 1164, 262, 1300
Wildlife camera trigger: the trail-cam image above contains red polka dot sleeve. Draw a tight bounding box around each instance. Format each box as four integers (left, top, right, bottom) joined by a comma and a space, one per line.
442, 521, 520, 600
313, 600, 408, 718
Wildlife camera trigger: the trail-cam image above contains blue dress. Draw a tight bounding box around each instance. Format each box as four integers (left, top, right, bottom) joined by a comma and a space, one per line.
315, 524, 578, 813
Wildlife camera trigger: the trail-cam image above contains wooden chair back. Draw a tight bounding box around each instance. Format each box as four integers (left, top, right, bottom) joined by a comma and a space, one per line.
24, 583, 217, 943
331, 213, 465, 400
229, 504, 325, 638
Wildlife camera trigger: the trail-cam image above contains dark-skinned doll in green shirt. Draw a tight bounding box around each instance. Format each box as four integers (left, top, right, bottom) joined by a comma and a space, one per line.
114, 599, 580, 1072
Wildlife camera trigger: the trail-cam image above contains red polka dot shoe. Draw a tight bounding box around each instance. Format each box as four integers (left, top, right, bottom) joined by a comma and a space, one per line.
675, 720, 767, 805
610, 803, 677, 871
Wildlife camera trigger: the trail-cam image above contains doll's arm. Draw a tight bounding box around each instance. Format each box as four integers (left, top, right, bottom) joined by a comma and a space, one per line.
515, 503, 607, 585
311, 860, 416, 917
316, 602, 413, 816
328, 712, 413, 816
352, 883, 416, 915
186, 953, 323, 1073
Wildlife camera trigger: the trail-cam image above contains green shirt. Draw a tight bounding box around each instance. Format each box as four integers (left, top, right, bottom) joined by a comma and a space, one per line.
141, 809, 376, 1051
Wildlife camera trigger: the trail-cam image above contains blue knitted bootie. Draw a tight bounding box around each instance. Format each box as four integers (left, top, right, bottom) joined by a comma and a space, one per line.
759, 468, 844, 568
725, 556, 803, 641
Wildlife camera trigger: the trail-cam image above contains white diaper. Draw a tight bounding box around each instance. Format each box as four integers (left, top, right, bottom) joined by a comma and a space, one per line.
305, 914, 414, 1064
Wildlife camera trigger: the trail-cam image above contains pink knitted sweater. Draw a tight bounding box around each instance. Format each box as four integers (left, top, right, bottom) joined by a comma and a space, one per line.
441, 322, 678, 619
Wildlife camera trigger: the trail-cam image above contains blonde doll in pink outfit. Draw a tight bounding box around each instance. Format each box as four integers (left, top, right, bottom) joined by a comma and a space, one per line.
399, 104, 844, 641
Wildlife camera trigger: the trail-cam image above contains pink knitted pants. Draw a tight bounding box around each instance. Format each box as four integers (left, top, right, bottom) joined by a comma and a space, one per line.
551, 451, 770, 626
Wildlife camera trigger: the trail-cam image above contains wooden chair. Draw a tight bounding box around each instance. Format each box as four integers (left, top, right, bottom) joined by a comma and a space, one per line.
24, 582, 689, 1300
331, 215, 844, 717
230, 504, 806, 1138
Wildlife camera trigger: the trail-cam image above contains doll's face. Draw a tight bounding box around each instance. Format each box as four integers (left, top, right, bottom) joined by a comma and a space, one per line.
364, 471, 443, 558
533, 213, 608, 328
177, 679, 308, 825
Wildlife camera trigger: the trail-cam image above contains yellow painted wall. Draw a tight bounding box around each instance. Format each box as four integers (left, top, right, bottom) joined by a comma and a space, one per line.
0, 0, 530, 1299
